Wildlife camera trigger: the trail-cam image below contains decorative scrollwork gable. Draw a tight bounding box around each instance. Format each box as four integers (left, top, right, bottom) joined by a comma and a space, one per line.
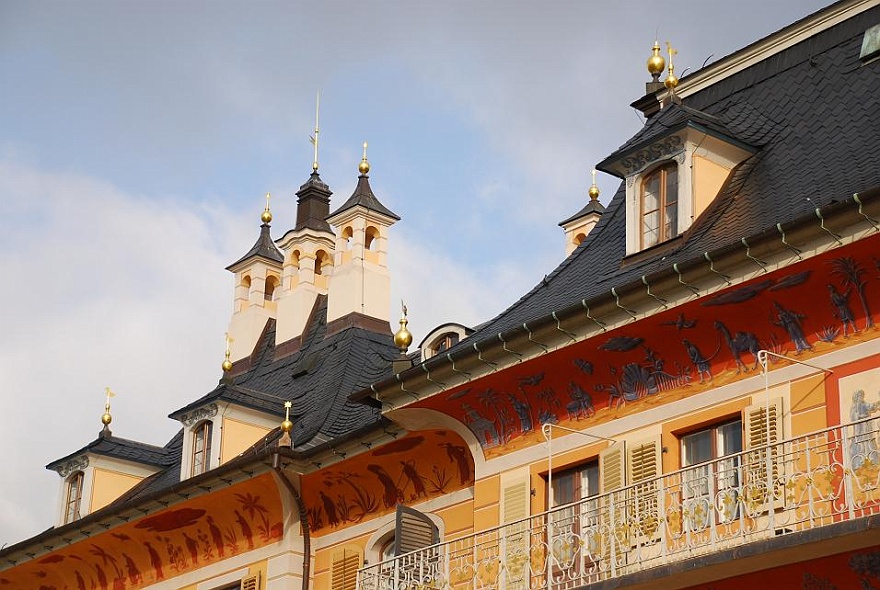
55, 456, 89, 478
179, 403, 219, 427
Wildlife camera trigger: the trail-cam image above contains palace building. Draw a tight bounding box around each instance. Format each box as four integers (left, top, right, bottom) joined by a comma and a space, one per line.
3, 1, 880, 589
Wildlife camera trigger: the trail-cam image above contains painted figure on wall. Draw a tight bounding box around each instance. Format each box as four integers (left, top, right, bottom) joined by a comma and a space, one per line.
827, 284, 858, 337
771, 301, 811, 353
850, 389, 880, 469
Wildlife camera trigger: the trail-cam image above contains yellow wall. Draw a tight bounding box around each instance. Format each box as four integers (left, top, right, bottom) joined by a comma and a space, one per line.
693, 155, 730, 219
221, 417, 272, 464
90, 468, 143, 512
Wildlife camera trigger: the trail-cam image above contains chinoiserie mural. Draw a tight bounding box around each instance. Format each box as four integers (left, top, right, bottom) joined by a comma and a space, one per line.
301, 429, 474, 535
0, 473, 283, 590
682, 547, 880, 589
418, 235, 880, 459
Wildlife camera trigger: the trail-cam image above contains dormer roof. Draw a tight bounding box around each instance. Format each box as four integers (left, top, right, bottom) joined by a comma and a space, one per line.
597, 103, 757, 179
46, 429, 173, 475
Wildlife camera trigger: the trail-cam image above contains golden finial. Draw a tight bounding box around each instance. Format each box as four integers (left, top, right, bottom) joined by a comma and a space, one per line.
358, 141, 370, 175
647, 41, 665, 81
102, 387, 115, 427
588, 168, 600, 201
279, 400, 293, 448
393, 300, 413, 353
664, 42, 679, 89
281, 401, 293, 433
222, 332, 233, 372
261, 192, 273, 224
309, 92, 320, 172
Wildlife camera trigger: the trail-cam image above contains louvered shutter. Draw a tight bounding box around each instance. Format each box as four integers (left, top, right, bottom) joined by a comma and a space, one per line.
240, 573, 260, 590
500, 472, 530, 590
393, 505, 439, 555
599, 444, 625, 493
743, 398, 784, 511
626, 438, 661, 539
331, 546, 362, 590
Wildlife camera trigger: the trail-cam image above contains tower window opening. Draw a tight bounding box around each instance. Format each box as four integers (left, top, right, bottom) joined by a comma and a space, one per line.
641, 162, 678, 248
64, 471, 84, 524
191, 421, 213, 476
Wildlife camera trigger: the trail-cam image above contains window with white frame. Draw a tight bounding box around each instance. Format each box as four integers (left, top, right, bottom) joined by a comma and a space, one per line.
191, 420, 213, 477
640, 162, 679, 248
64, 471, 84, 524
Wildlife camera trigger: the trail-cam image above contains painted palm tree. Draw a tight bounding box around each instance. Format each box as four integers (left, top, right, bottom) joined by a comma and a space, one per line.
477, 388, 510, 441
830, 256, 873, 329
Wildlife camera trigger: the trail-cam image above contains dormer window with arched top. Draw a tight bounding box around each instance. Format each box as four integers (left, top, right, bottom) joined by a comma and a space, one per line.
191, 420, 213, 477
64, 471, 84, 524
596, 104, 756, 256
641, 162, 679, 248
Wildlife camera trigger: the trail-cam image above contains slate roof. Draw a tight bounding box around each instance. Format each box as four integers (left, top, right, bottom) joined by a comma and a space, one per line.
170, 295, 391, 449
226, 222, 283, 270
46, 429, 175, 472
454, 5, 880, 342
558, 197, 605, 227
330, 174, 401, 221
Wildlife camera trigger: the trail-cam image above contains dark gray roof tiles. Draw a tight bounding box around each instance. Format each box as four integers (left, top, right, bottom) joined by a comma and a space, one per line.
456, 6, 880, 343
226, 222, 284, 270
46, 430, 174, 472
330, 174, 400, 221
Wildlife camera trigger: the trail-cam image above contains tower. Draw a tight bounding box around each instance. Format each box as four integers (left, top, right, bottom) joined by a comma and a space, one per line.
225, 195, 284, 361
326, 144, 399, 327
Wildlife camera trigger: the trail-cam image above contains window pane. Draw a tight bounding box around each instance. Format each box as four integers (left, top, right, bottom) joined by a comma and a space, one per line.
552, 471, 576, 506
581, 463, 599, 498
643, 211, 660, 247
682, 430, 712, 466
716, 420, 742, 456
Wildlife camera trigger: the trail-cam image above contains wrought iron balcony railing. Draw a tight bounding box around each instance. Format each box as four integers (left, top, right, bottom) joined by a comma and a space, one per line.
358, 417, 880, 590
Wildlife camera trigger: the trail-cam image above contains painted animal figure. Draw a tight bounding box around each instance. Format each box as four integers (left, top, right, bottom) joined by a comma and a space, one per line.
566, 381, 595, 419
683, 339, 713, 384
462, 404, 499, 446
714, 320, 761, 373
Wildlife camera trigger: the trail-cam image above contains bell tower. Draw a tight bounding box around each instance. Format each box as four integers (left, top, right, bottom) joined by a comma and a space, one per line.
326, 143, 400, 326
226, 195, 283, 361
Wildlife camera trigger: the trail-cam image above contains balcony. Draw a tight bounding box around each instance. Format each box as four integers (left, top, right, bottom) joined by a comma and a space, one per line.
358, 417, 880, 590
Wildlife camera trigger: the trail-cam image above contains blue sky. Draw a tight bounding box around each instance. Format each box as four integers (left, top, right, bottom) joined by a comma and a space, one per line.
0, 0, 830, 546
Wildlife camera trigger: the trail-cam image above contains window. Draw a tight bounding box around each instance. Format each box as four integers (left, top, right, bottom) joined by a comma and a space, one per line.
65, 471, 83, 524
434, 333, 459, 355
549, 463, 599, 579
681, 419, 742, 527
264, 276, 278, 301
191, 421, 213, 476
641, 163, 678, 248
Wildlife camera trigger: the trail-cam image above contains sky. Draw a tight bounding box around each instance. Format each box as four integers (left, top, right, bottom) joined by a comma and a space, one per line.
0, 0, 831, 547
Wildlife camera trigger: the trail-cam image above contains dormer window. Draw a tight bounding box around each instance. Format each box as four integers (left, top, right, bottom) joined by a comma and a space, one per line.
641, 163, 679, 248
64, 471, 83, 524
191, 421, 213, 476
596, 105, 756, 256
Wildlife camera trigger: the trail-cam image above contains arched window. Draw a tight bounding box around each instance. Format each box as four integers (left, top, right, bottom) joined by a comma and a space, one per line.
433, 332, 459, 354
365, 226, 380, 251
264, 276, 279, 301
65, 471, 84, 524
191, 421, 213, 476
641, 163, 678, 248
315, 250, 330, 276
341, 226, 354, 249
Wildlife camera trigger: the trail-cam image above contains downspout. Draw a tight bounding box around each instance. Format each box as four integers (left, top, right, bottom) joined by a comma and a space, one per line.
272, 452, 311, 590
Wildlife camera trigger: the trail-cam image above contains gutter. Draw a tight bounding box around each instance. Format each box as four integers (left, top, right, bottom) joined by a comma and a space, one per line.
351, 186, 880, 406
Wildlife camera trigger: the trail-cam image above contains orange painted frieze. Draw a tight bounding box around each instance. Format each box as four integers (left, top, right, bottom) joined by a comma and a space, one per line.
0, 473, 283, 590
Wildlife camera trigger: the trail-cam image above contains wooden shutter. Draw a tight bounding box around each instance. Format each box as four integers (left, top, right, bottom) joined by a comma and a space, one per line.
241, 573, 260, 590
500, 471, 531, 590
393, 505, 439, 556
743, 398, 784, 510
331, 546, 362, 590
626, 438, 661, 539
599, 443, 625, 493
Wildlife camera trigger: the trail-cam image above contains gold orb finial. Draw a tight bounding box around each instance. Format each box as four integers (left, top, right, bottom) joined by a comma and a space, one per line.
261, 192, 273, 224
393, 300, 412, 353
281, 401, 293, 433
664, 42, 679, 89
358, 141, 370, 175
647, 40, 665, 80
222, 333, 234, 372
588, 168, 600, 200
102, 387, 115, 427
